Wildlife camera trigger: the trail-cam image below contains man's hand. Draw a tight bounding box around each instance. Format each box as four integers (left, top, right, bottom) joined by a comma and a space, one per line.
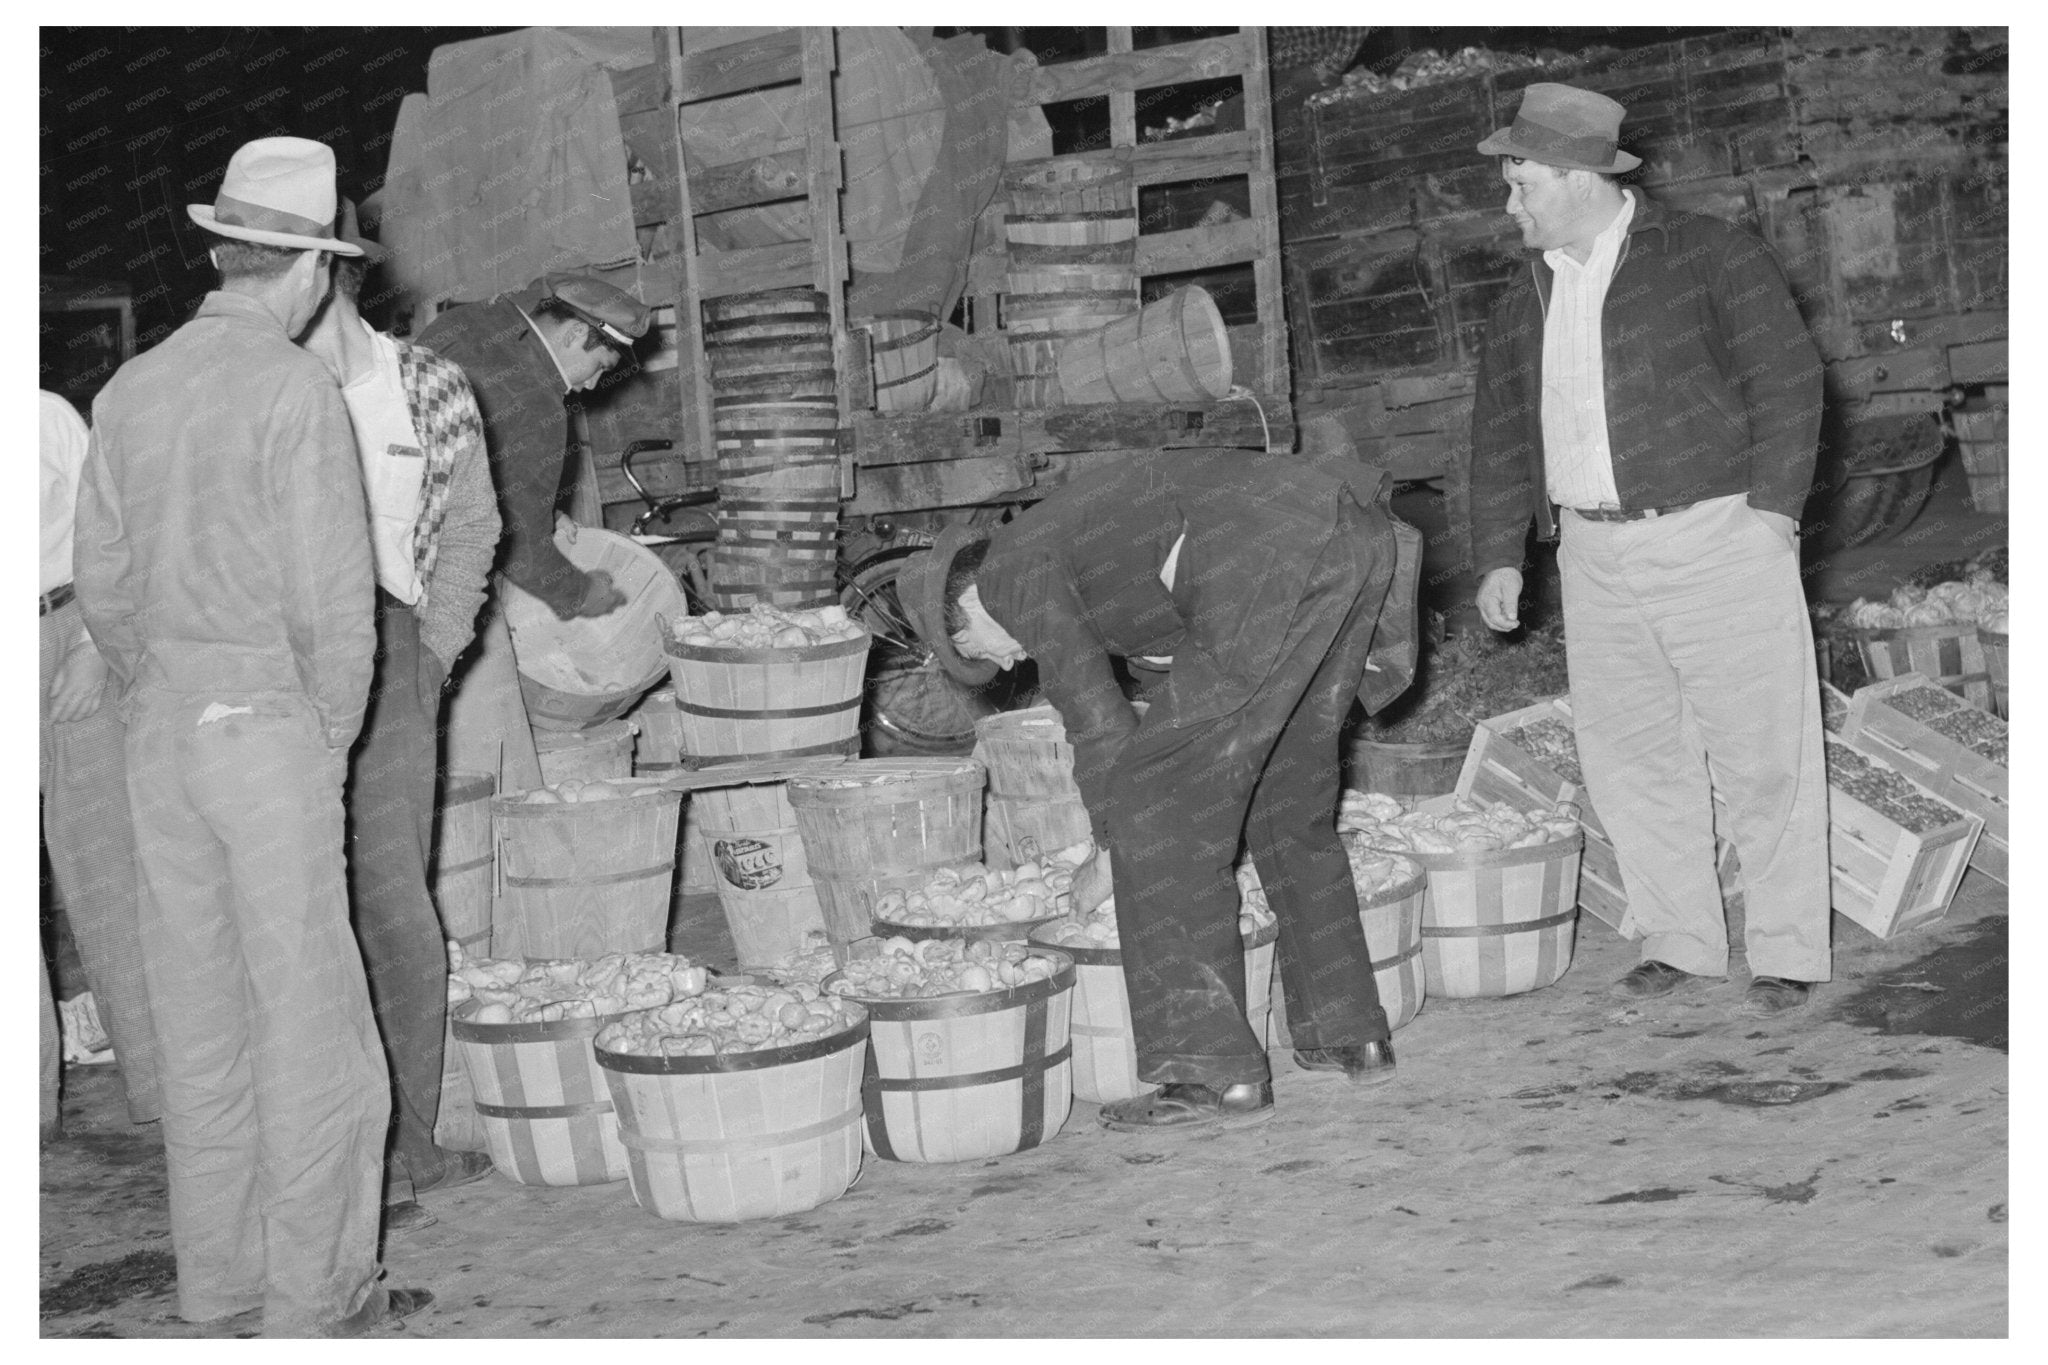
46, 639, 108, 723
1074, 846, 1114, 914
1751, 506, 1798, 551
554, 511, 579, 545
574, 569, 628, 618
1476, 567, 1524, 633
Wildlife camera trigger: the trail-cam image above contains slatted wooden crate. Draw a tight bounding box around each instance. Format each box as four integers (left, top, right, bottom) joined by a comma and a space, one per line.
1811, 734, 1982, 938
1456, 698, 1739, 939
1839, 673, 2008, 886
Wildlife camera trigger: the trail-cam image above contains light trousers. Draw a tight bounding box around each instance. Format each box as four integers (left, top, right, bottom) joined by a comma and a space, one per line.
126, 687, 390, 1334
40, 599, 159, 1122
1558, 495, 1832, 982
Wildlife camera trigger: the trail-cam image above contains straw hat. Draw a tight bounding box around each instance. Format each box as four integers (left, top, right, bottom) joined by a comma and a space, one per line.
1476, 82, 1641, 174
187, 137, 363, 255
898, 524, 999, 687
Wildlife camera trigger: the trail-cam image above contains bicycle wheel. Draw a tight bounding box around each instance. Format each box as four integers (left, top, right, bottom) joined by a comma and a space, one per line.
838, 550, 1037, 756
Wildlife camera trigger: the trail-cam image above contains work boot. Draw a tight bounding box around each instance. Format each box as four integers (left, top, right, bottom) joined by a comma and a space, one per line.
1098, 1080, 1274, 1133
1609, 960, 1704, 1000
324, 1285, 434, 1337
1294, 1039, 1396, 1086
383, 1201, 438, 1235
1740, 976, 1812, 1017
412, 1149, 493, 1195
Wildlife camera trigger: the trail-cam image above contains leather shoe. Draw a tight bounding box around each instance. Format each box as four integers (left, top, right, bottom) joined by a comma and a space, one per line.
413, 1149, 493, 1196
327, 1285, 434, 1337
383, 1200, 438, 1235
1740, 976, 1811, 1017
1609, 960, 1704, 999
1294, 1040, 1396, 1086
1099, 1080, 1274, 1133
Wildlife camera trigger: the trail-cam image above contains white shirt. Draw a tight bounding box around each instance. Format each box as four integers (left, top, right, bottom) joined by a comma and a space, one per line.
41, 391, 90, 595
1135, 531, 1187, 667
1540, 192, 1636, 510
339, 320, 427, 604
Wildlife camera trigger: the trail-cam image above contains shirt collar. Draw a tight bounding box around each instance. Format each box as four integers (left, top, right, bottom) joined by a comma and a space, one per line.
512, 301, 575, 394
196, 289, 290, 334
1545, 191, 1636, 275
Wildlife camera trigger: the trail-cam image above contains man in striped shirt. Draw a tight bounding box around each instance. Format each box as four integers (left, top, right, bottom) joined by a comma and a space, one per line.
1465, 84, 1831, 1019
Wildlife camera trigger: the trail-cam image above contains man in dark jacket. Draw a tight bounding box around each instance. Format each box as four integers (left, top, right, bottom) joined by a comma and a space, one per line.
905, 451, 1420, 1133
1464, 83, 1831, 1017
414, 272, 650, 789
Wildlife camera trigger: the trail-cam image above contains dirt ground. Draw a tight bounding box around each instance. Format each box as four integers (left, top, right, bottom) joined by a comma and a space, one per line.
40, 861, 2007, 1338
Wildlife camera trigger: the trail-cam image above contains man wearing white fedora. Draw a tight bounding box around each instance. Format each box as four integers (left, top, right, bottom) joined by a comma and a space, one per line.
74, 136, 429, 1335
1463, 83, 1831, 1018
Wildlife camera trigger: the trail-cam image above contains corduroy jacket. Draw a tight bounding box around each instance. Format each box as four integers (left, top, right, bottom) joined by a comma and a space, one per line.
1467, 189, 1825, 577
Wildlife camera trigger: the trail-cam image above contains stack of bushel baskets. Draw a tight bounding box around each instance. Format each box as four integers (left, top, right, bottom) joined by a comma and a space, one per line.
703, 288, 841, 610
1003, 162, 1138, 408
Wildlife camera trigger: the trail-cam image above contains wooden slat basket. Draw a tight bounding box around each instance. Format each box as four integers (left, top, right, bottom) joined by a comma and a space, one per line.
974, 705, 1093, 870
452, 999, 632, 1186
694, 782, 831, 970
430, 771, 496, 958
595, 1013, 870, 1223
534, 720, 636, 787
857, 311, 940, 413
627, 688, 717, 896
786, 759, 988, 947
831, 947, 1076, 1163
663, 628, 870, 765
1812, 734, 1982, 939
1029, 921, 1275, 1106
1353, 857, 1428, 1031
503, 528, 688, 732
1055, 285, 1232, 406
491, 781, 681, 960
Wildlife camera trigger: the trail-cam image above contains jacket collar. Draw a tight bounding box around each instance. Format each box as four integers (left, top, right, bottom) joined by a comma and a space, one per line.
196, 289, 292, 335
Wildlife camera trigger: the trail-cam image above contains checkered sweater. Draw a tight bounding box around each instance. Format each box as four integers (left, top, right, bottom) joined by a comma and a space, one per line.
395, 338, 500, 669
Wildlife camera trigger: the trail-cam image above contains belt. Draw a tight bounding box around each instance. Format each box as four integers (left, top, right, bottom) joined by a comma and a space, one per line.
1568, 500, 1699, 523
40, 583, 75, 617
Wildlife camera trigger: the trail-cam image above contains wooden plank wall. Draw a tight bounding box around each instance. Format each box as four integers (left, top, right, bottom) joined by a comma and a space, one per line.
1274, 26, 2008, 510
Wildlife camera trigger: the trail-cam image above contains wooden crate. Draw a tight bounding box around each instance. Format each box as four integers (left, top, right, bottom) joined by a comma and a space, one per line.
1457, 697, 1738, 939
1815, 735, 1982, 938
1839, 673, 2008, 885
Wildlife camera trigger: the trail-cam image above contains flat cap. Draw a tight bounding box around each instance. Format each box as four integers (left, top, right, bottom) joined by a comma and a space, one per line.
531, 272, 653, 347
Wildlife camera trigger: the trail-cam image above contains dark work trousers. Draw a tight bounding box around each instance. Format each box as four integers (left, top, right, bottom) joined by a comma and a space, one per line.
1111, 499, 1392, 1088
346, 592, 453, 1195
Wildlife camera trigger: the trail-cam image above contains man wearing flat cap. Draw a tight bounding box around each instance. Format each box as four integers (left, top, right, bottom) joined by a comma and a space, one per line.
414, 269, 650, 789
1463, 83, 1831, 1017
74, 137, 427, 1334
902, 451, 1421, 1133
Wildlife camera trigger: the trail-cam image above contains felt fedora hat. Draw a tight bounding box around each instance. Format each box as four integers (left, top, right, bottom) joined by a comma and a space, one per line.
334, 197, 387, 265
1477, 82, 1641, 174
188, 137, 363, 255
898, 524, 1000, 688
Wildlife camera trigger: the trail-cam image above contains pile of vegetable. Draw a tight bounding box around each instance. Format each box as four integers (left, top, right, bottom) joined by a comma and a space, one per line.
1036, 860, 1273, 951
1845, 574, 2008, 630
450, 950, 708, 1024
828, 938, 1062, 999
870, 842, 1091, 928
596, 981, 862, 1056
1307, 45, 1546, 105
1880, 683, 2010, 766
1338, 793, 1581, 857
1343, 845, 1425, 902
1363, 619, 1569, 745
763, 931, 840, 990
667, 603, 866, 651
512, 778, 644, 805
1500, 715, 1584, 785
1823, 736, 1968, 835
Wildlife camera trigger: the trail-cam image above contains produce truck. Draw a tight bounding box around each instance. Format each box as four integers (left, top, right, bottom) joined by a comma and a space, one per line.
374, 26, 1300, 753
